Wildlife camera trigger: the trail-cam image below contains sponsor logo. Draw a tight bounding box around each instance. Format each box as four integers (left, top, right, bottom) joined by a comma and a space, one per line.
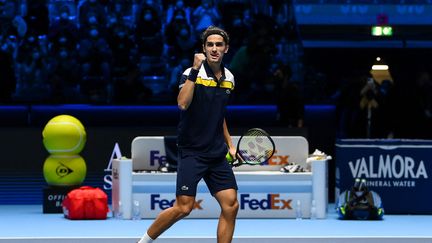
47, 194, 67, 207
47, 194, 66, 201
349, 155, 428, 179
56, 162, 73, 178
103, 143, 123, 190
150, 194, 203, 210
181, 185, 189, 191
240, 194, 292, 210
268, 150, 289, 165
150, 150, 167, 166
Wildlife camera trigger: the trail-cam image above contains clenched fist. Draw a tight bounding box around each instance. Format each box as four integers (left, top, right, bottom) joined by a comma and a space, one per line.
192, 53, 206, 70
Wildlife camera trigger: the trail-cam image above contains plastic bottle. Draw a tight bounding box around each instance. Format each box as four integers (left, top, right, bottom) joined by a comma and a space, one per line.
296, 200, 302, 220
132, 200, 141, 220
310, 199, 317, 220
115, 201, 123, 219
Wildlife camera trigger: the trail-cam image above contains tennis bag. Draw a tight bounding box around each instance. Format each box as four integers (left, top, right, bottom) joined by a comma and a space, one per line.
336, 178, 384, 220
62, 186, 109, 220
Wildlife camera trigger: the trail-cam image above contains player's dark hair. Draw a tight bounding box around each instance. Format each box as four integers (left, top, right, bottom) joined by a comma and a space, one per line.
201, 26, 229, 45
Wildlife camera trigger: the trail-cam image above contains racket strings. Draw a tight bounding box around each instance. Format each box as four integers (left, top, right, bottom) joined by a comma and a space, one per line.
238, 133, 274, 164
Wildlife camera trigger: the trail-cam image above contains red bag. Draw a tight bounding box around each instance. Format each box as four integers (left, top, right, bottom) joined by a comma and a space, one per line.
62, 186, 109, 220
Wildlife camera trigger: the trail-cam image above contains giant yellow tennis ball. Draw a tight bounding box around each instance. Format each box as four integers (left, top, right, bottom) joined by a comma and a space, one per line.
43, 155, 87, 186
42, 115, 86, 155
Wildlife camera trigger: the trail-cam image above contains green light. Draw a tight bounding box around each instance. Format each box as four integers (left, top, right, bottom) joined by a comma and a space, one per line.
371, 26, 393, 36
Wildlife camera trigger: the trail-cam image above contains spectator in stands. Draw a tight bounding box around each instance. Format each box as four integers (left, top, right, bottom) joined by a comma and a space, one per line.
107, 0, 133, 25
15, 34, 51, 102
0, 1, 22, 38
221, 11, 250, 64
140, 0, 163, 17
49, 5, 78, 49
229, 14, 277, 103
48, 4, 80, 103
274, 63, 305, 128
78, 25, 112, 103
135, 2, 163, 57
112, 65, 153, 104
24, 0, 49, 37
164, 9, 197, 63
389, 64, 432, 139
107, 21, 135, 79
0, 33, 18, 58
335, 66, 369, 138
49, 44, 81, 103
78, 0, 107, 37
12, 15, 27, 39
0, 34, 16, 103
165, 0, 192, 26
217, 0, 249, 33
168, 56, 189, 95
192, 0, 220, 35
336, 68, 395, 139
371, 79, 394, 138
414, 70, 432, 138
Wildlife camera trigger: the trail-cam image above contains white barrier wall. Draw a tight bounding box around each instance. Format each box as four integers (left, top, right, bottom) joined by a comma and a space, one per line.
131, 136, 309, 171
112, 136, 328, 219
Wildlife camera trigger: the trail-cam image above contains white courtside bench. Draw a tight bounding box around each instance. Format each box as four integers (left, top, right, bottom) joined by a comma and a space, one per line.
112, 136, 328, 219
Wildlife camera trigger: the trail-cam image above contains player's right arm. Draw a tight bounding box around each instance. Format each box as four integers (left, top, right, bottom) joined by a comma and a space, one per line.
177, 53, 206, 110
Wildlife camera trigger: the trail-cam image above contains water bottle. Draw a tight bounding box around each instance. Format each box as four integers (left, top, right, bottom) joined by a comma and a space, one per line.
296, 200, 302, 220
132, 200, 141, 220
310, 199, 317, 220
115, 201, 123, 219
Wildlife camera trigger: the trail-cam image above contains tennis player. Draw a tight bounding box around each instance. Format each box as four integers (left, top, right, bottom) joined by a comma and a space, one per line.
138, 26, 238, 243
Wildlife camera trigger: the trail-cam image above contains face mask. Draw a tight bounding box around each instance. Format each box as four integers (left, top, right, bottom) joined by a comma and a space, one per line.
144, 13, 152, 21
90, 29, 98, 37
88, 16, 97, 24
233, 18, 241, 27
174, 14, 184, 21
176, 1, 184, 9
117, 32, 125, 38
59, 50, 68, 58
179, 29, 188, 37
276, 14, 284, 25
33, 51, 40, 59
1, 44, 8, 52
60, 12, 69, 20
110, 17, 117, 25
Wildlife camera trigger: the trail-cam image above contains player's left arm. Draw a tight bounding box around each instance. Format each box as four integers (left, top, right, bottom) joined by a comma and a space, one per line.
223, 119, 236, 157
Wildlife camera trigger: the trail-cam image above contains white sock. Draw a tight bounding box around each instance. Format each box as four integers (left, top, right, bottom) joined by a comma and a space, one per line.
137, 231, 154, 243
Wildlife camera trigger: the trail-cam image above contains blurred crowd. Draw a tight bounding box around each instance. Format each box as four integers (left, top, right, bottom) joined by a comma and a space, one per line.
0, 0, 303, 105
1, 0, 431, 139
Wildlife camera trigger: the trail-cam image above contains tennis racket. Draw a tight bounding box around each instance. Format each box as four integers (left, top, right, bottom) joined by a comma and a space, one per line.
226, 128, 276, 167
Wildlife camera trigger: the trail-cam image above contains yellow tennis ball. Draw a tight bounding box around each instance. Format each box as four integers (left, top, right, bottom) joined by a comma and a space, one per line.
226, 152, 234, 163
43, 155, 87, 186
42, 115, 86, 155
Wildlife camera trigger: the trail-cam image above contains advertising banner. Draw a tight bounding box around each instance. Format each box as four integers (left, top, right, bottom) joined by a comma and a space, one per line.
133, 191, 311, 218
335, 139, 432, 214
131, 136, 309, 171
